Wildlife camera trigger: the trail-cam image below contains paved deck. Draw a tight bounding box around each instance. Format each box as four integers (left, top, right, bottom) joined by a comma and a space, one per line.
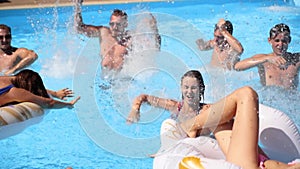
0, 0, 163, 10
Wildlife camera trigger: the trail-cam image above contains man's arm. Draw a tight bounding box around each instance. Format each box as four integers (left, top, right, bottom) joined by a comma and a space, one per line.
196, 39, 214, 51
74, 0, 103, 37
234, 54, 286, 71
4, 48, 37, 75
220, 28, 243, 55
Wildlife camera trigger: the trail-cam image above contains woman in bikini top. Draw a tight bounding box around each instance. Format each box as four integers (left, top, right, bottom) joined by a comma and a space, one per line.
0, 69, 80, 108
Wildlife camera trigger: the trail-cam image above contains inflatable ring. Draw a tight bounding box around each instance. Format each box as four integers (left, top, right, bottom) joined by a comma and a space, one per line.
0, 102, 44, 139
153, 104, 300, 168
258, 104, 300, 163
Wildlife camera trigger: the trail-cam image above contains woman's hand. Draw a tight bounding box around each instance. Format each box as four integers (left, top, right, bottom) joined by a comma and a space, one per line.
126, 108, 140, 124
65, 96, 81, 109
55, 88, 74, 100
70, 96, 81, 105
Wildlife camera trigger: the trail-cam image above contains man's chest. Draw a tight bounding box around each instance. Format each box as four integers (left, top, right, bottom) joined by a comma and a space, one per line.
264, 63, 297, 78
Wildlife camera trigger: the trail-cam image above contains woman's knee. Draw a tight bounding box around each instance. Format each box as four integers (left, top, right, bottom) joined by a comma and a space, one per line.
236, 86, 258, 100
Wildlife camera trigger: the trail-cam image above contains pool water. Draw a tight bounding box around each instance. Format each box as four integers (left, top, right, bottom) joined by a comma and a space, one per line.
0, 0, 299, 168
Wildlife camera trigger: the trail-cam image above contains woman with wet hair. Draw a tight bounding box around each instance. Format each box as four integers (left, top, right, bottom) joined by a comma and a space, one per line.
127, 70, 206, 125
127, 70, 299, 169
0, 69, 80, 108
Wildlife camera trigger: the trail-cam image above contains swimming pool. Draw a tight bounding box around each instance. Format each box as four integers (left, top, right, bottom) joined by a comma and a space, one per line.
0, 0, 299, 168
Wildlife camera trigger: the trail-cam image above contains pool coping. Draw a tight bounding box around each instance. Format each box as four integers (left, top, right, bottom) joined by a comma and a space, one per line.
0, 0, 165, 10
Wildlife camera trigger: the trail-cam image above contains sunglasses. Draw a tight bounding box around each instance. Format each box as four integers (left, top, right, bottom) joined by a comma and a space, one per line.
214, 24, 227, 31
0, 35, 12, 40
109, 22, 122, 27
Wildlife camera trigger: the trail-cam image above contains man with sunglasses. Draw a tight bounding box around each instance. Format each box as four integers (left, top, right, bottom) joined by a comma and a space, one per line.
74, 0, 160, 73
196, 19, 244, 70
234, 23, 300, 89
0, 24, 38, 75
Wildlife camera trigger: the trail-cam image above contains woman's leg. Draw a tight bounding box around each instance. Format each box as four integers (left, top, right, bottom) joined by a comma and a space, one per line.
181, 86, 260, 169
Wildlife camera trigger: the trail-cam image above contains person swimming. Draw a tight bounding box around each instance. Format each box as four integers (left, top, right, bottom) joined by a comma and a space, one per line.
234, 23, 300, 89
196, 19, 244, 70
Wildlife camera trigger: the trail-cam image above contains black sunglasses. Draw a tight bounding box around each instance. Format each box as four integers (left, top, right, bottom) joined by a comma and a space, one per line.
109, 22, 122, 27
0, 35, 12, 40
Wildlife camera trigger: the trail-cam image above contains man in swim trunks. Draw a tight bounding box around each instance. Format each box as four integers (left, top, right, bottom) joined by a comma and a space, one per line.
196, 19, 244, 70
234, 23, 300, 90
0, 24, 38, 75
74, 0, 161, 72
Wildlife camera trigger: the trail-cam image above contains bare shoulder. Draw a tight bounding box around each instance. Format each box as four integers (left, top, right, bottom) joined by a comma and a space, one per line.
99, 26, 110, 33
252, 53, 268, 58
14, 47, 31, 53
7, 87, 33, 99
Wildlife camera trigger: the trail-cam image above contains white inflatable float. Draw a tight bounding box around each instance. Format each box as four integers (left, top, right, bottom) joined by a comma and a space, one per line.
153, 104, 300, 169
0, 102, 44, 139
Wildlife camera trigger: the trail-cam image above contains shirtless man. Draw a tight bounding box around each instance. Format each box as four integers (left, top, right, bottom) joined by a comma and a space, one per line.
234, 23, 300, 90
0, 24, 38, 75
196, 19, 244, 70
74, 0, 161, 72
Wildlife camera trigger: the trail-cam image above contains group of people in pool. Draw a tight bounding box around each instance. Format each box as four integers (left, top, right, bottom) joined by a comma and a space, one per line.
76, 0, 300, 90
1, 0, 299, 89
196, 19, 299, 90
0, 0, 299, 168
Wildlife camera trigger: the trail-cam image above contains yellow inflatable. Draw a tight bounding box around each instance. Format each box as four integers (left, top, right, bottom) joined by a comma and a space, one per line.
179, 156, 205, 169
0, 102, 44, 139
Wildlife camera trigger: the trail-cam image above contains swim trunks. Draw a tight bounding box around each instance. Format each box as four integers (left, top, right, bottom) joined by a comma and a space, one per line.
0, 84, 14, 96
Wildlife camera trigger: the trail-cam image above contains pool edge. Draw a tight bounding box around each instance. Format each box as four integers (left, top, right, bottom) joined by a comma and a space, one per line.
0, 0, 165, 10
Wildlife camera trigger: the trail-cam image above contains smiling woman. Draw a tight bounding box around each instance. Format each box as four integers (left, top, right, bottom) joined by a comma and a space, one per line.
127, 70, 300, 168
126, 70, 208, 156
126, 70, 206, 125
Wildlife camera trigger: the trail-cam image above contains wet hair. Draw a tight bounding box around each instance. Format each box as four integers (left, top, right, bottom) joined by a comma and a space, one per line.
12, 69, 50, 98
112, 9, 128, 20
215, 20, 233, 35
269, 23, 291, 42
0, 24, 11, 34
224, 21, 233, 34
181, 70, 205, 101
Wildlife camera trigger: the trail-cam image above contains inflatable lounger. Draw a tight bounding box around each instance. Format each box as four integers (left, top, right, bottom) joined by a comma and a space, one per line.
153, 104, 300, 169
0, 102, 44, 139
